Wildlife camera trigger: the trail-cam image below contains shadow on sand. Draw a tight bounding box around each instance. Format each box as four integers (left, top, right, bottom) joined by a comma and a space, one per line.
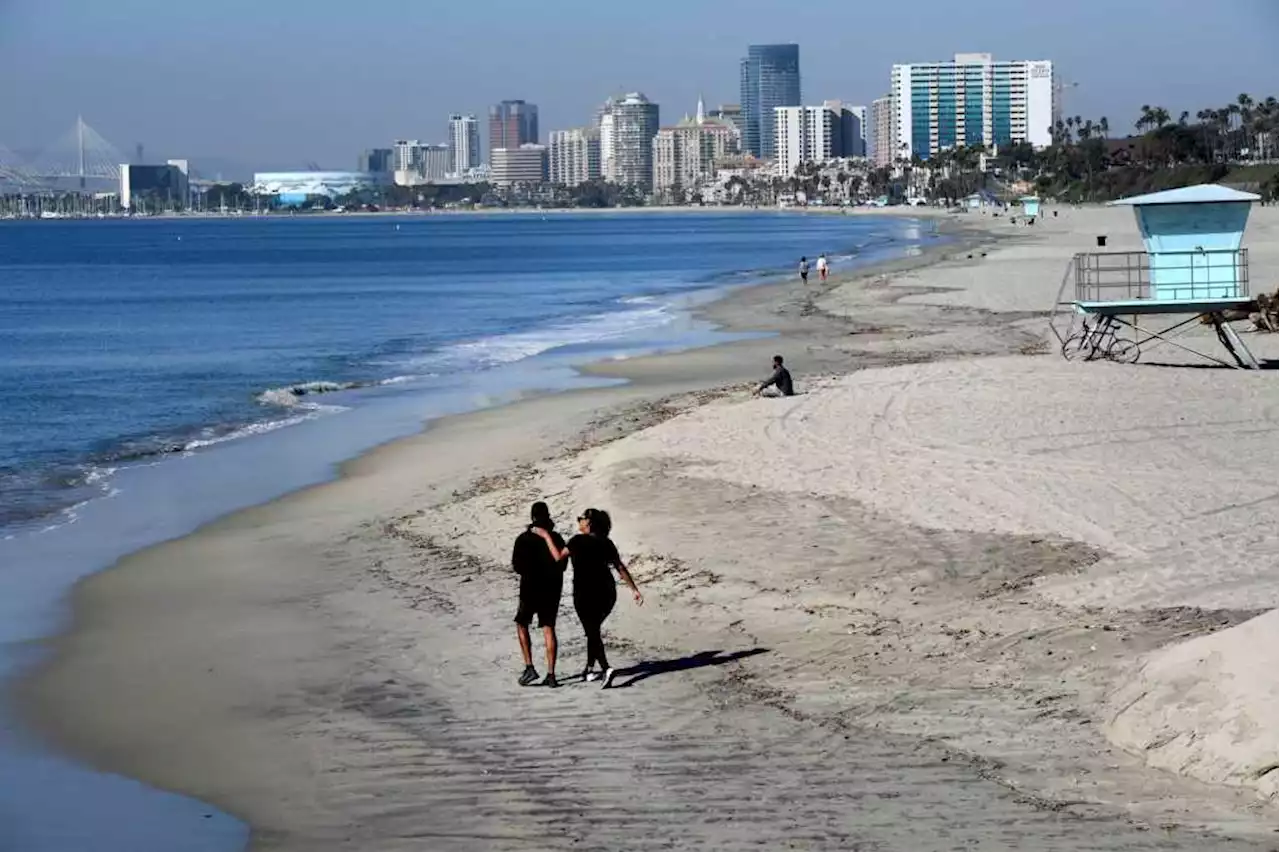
609, 648, 770, 689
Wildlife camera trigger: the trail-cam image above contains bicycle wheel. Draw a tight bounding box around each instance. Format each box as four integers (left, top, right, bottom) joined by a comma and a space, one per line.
1062, 332, 1099, 361
1106, 336, 1140, 364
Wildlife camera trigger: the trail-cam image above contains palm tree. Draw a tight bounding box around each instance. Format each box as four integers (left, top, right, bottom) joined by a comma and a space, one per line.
1099, 116, 1109, 138
1151, 107, 1171, 128
1135, 105, 1153, 133
1178, 110, 1189, 126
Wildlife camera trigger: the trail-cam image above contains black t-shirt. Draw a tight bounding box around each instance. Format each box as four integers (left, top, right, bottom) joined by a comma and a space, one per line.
567, 533, 620, 595
512, 527, 565, 593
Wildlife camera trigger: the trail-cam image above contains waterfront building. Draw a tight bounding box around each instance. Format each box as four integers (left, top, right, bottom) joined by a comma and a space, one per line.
392, 140, 450, 184
890, 53, 1055, 160
848, 104, 867, 157
740, 44, 801, 159
549, 128, 601, 186
652, 97, 740, 198
596, 96, 619, 181
869, 95, 893, 166
358, 148, 393, 174
250, 171, 388, 205
608, 92, 660, 189
490, 144, 548, 187
488, 100, 539, 161
119, 161, 189, 209
774, 103, 864, 176
448, 115, 481, 174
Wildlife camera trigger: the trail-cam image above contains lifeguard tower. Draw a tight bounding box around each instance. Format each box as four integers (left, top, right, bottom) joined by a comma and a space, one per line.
1020, 196, 1041, 220
1049, 184, 1262, 368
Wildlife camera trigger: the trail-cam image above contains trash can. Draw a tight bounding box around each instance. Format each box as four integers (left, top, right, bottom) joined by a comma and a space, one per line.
1096, 235, 1107, 247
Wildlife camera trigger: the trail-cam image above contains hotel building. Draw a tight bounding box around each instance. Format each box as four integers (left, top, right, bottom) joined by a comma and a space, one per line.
890, 53, 1055, 160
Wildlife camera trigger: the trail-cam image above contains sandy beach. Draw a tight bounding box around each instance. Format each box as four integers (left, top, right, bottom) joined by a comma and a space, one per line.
17, 205, 1279, 851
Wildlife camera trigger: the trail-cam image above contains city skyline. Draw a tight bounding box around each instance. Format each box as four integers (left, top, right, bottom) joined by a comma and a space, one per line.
0, 0, 1276, 172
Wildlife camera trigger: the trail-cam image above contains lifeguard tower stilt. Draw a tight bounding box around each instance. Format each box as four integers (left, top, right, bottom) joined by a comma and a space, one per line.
1049, 184, 1263, 369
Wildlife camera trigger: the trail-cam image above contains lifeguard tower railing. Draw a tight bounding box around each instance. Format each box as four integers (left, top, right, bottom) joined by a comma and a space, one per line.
1072, 248, 1250, 303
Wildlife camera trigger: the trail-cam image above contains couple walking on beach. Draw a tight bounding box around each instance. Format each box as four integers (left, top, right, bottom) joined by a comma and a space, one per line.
512, 502, 643, 689
798, 253, 829, 284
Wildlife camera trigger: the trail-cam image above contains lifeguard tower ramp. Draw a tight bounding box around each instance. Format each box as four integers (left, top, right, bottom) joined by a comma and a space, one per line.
1048, 184, 1262, 369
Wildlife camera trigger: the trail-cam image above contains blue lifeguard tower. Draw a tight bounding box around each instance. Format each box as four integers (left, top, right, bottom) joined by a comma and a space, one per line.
1020, 196, 1041, 220
1050, 184, 1262, 368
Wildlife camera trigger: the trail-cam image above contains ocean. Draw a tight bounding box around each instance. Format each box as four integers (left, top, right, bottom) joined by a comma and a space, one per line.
0, 211, 936, 851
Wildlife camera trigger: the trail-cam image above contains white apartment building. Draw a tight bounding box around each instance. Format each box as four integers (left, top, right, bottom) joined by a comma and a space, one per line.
773, 105, 837, 177
549, 128, 601, 186
448, 115, 480, 175
490, 144, 548, 187
392, 140, 451, 185
890, 53, 1054, 161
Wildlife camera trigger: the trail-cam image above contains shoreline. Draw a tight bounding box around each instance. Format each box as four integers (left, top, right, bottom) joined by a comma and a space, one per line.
35, 204, 1280, 844
3, 212, 971, 849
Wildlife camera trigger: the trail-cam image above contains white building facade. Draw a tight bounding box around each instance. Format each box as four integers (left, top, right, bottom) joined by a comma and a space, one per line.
773, 105, 838, 177
392, 140, 451, 184
448, 114, 480, 175
891, 53, 1054, 161
549, 128, 601, 186
490, 144, 548, 187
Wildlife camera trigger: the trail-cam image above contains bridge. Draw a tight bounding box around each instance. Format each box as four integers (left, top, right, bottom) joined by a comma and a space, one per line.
1, 116, 128, 191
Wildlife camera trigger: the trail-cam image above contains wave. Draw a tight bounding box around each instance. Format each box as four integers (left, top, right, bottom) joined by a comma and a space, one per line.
429, 304, 675, 372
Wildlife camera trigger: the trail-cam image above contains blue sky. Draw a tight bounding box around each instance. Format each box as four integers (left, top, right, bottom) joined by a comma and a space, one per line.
1, 0, 1276, 175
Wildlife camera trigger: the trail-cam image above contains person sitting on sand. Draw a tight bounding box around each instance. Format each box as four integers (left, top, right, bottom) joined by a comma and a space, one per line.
533, 508, 643, 689
816, 253, 829, 282
754, 354, 794, 397
512, 501, 567, 687
798, 256, 810, 284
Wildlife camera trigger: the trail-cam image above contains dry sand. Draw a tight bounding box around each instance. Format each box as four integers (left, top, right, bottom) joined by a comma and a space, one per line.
17, 205, 1279, 851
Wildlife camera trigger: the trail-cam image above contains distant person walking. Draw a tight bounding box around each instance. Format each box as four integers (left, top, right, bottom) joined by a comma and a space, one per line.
512, 502, 567, 687
798, 256, 810, 284
754, 354, 795, 397
816, 254, 829, 282
534, 508, 643, 688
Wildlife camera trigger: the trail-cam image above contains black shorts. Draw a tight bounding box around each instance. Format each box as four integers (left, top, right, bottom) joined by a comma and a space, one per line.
515, 591, 561, 628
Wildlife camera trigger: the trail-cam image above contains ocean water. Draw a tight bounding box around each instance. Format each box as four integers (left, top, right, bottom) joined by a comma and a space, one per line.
0, 211, 936, 851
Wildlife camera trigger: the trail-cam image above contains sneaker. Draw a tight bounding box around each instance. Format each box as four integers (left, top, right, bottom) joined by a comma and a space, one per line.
518, 666, 539, 687
582, 668, 600, 682
601, 667, 616, 689
541, 673, 559, 689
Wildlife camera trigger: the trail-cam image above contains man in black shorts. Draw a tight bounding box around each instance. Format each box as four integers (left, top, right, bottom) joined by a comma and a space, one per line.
512, 501, 566, 687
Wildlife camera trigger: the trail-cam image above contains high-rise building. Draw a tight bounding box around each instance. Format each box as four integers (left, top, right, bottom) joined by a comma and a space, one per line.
849, 105, 867, 157
709, 103, 744, 140
608, 92, 660, 189
392, 140, 450, 184
488, 100, 539, 162
890, 53, 1054, 160
490, 144, 548, 187
448, 115, 480, 175
549, 128, 601, 186
652, 97, 740, 198
773, 105, 841, 177
869, 95, 894, 166
740, 44, 801, 159
359, 148, 394, 174
821, 100, 866, 158
597, 97, 619, 181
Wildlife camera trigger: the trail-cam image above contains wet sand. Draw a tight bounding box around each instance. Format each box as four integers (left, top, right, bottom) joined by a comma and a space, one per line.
17, 206, 1279, 851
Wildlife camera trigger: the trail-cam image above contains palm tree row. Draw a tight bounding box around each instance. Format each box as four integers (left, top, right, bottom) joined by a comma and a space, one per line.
1133, 93, 1278, 161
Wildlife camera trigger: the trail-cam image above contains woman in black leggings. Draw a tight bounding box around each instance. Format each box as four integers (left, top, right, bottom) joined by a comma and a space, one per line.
534, 508, 643, 688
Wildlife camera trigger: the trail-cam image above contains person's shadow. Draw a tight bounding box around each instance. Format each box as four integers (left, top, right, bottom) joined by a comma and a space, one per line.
608, 648, 769, 689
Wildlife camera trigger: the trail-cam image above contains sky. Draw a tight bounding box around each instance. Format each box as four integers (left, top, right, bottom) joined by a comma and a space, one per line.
0, 0, 1276, 177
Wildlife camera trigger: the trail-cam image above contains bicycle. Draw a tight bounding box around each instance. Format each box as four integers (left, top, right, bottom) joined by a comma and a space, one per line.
1061, 315, 1140, 364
